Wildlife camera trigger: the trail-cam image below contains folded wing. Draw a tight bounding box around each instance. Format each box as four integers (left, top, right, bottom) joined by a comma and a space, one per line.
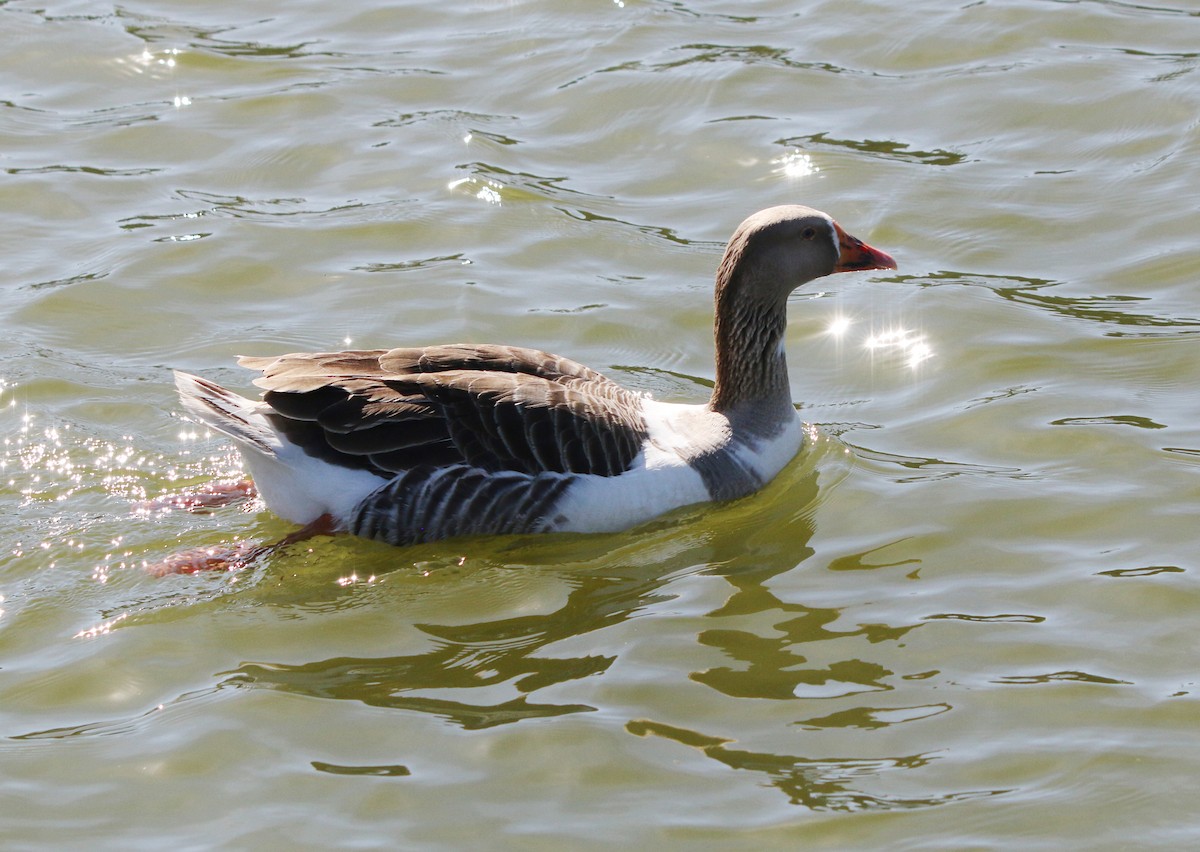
239, 344, 649, 478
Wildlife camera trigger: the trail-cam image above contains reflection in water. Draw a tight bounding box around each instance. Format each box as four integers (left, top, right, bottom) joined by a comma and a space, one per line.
120, 14, 330, 63
219, 472, 821, 717
826, 538, 922, 572
451, 161, 600, 201
627, 719, 1007, 811
918, 270, 1200, 334
925, 612, 1044, 624
228, 651, 605, 730
220, 533, 710, 728
311, 761, 411, 777
353, 253, 471, 275
555, 207, 704, 248
692, 551, 916, 700
694, 643, 894, 701
778, 132, 969, 167
1097, 564, 1183, 578
1050, 414, 1167, 429
842, 443, 1030, 482
796, 702, 952, 731
207, 462, 980, 810
562, 43, 879, 89
992, 670, 1132, 686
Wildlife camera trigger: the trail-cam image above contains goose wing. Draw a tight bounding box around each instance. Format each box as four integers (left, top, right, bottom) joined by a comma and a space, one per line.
238, 344, 649, 477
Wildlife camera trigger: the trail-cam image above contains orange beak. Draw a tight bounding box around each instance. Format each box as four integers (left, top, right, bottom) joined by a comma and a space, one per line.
832, 222, 897, 273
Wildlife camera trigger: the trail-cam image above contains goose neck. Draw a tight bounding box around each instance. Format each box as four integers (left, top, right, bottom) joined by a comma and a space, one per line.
708, 283, 793, 423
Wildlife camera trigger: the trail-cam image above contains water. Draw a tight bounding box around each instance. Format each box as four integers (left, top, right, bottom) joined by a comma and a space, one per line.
3, 0, 1200, 847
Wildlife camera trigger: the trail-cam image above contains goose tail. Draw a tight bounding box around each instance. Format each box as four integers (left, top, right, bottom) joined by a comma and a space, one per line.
173, 371, 279, 457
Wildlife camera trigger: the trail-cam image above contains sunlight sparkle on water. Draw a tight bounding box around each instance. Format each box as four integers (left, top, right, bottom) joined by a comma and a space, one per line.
117, 47, 183, 77
818, 312, 934, 371
114, 48, 190, 106
865, 327, 934, 369
74, 613, 129, 640
772, 150, 819, 179
826, 315, 852, 337
137, 48, 180, 69
448, 177, 503, 205
338, 572, 378, 587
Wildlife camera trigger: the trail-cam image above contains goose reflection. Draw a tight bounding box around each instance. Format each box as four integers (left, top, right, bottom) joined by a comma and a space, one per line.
219, 465, 826, 728
213, 452, 995, 811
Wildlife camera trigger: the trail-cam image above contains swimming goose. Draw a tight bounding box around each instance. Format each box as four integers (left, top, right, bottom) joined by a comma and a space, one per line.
172, 205, 895, 553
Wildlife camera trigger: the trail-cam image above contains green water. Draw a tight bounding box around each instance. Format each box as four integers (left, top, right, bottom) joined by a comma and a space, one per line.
3, 0, 1200, 847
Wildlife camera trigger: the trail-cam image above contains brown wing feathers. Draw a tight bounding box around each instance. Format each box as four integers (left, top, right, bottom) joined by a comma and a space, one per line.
237, 345, 648, 478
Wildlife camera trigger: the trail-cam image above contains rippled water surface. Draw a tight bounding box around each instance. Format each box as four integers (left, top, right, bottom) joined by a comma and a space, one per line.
4, 0, 1200, 847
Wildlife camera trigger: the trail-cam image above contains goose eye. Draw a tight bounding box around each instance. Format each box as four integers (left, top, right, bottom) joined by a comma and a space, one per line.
801, 227, 817, 240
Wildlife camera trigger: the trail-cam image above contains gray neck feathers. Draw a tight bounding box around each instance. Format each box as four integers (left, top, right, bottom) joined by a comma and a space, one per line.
708, 259, 794, 430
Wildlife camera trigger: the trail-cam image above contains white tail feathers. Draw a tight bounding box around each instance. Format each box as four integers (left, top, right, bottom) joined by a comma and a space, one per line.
173, 371, 279, 457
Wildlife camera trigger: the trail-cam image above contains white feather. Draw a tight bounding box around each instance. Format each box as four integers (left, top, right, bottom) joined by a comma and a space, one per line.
549, 399, 805, 534
174, 371, 382, 526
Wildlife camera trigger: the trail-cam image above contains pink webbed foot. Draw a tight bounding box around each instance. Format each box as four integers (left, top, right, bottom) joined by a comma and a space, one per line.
145, 541, 266, 576
138, 479, 258, 514
145, 514, 339, 577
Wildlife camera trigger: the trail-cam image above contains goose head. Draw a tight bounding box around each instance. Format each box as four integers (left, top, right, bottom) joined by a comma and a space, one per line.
716, 205, 896, 306
710, 205, 896, 418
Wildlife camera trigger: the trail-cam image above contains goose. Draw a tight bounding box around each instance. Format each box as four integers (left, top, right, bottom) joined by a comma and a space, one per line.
162, 205, 895, 571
